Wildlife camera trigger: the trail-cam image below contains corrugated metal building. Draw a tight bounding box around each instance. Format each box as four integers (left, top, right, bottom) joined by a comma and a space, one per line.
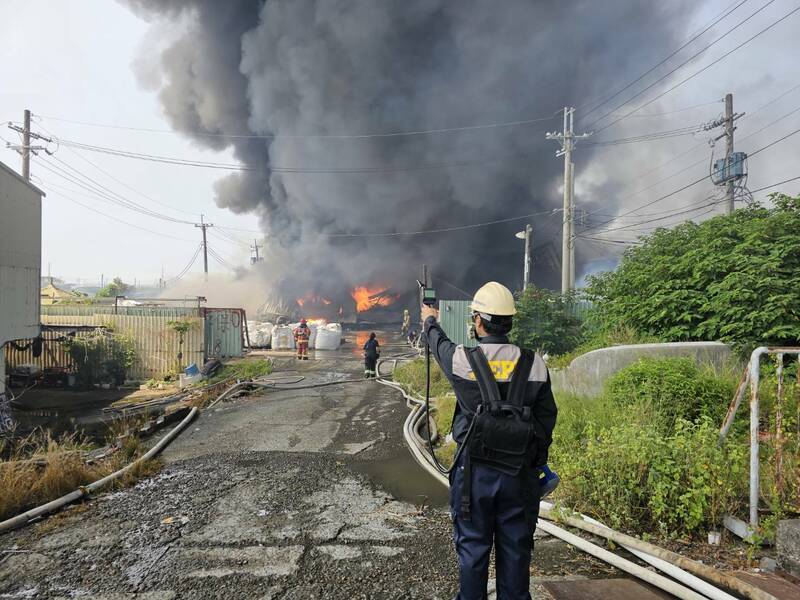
438, 300, 477, 348
0, 160, 44, 405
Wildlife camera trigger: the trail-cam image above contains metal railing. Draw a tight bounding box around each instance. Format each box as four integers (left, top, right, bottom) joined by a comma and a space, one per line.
720, 346, 800, 541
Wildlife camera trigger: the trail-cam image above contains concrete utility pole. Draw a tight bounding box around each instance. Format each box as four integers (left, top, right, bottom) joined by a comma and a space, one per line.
7, 110, 52, 180
724, 93, 735, 215
546, 107, 592, 294
195, 214, 213, 281
250, 239, 263, 264
516, 225, 533, 290
22, 109, 31, 181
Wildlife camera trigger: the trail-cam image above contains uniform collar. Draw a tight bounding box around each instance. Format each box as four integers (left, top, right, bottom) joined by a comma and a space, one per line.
479, 334, 509, 344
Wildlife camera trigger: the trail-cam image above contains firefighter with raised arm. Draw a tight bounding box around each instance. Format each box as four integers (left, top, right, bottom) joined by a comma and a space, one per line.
293, 318, 311, 360
421, 281, 557, 600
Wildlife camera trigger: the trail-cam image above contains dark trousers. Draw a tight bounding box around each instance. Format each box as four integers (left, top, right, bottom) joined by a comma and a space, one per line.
364, 354, 377, 376
449, 454, 539, 600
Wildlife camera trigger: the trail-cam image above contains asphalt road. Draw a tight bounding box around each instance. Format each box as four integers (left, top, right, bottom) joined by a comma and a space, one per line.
0, 330, 613, 599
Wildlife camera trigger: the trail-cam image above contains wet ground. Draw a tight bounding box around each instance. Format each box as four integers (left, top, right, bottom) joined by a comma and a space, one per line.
8, 386, 178, 440
0, 329, 608, 599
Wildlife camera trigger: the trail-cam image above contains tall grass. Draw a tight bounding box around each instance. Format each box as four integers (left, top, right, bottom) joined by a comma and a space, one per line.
0, 424, 160, 523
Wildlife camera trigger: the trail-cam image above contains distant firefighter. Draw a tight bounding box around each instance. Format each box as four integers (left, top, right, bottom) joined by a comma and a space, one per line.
401, 308, 411, 336
294, 318, 311, 360
363, 332, 380, 378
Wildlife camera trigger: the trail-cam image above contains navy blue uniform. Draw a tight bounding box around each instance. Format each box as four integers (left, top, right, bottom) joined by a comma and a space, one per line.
424, 316, 557, 600
363, 338, 380, 377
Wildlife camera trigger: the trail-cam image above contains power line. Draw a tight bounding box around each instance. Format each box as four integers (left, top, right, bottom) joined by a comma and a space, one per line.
749, 175, 800, 193
206, 245, 239, 271
590, 1, 797, 133
61, 144, 198, 217
36, 111, 560, 140
611, 100, 723, 119
38, 155, 195, 224
322, 208, 560, 238
165, 244, 204, 283
578, 0, 751, 117
33, 177, 196, 243
583, 124, 800, 236
584, 124, 705, 147
579, 91, 800, 230
54, 137, 565, 174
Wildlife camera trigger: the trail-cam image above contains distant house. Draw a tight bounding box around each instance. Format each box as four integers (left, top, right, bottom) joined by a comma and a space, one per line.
40, 281, 88, 305
1, 159, 44, 425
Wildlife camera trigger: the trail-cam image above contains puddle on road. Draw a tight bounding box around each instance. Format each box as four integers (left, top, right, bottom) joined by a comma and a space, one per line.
355, 447, 449, 507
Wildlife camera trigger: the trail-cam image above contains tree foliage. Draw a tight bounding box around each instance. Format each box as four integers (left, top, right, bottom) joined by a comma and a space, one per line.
585, 195, 800, 349
96, 277, 133, 298
510, 286, 583, 355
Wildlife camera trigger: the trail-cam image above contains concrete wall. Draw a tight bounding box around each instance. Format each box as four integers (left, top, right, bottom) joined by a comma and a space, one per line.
550, 341, 733, 399
778, 519, 800, 577
0, 160, 43, 345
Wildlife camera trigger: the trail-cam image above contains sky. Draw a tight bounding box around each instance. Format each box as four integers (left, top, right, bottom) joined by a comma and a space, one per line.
1, 0, 799, 291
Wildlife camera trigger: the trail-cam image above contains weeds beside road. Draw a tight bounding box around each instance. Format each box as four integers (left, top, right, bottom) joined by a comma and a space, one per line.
394, 354, 800, 548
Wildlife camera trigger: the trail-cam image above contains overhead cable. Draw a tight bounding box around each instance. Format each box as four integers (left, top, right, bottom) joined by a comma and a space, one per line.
578, 0, 751, 118
590, 1, 797, 133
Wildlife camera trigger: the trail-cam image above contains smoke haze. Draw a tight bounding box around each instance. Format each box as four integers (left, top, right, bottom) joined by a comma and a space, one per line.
123, 0, 697, 302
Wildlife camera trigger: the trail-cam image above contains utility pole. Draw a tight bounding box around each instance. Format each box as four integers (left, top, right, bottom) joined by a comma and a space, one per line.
705, 93, 744, 214
250, 239, 263, 264
22, 109, 31, 181
6, 110, 49, 180
195, 214, 213, 281
724, 93, 735, 215
516, 224, 533, 290
546, 107, 592, 294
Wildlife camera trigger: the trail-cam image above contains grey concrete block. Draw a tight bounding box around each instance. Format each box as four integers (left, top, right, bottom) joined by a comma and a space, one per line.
777, 519, 800, 577
550, 342, 733, 399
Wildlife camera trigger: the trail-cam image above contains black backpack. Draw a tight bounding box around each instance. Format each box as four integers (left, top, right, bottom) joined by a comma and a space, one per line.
459, 346, 540, 521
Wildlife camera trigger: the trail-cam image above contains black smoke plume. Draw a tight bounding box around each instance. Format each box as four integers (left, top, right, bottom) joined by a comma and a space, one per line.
124, 0, 695, 302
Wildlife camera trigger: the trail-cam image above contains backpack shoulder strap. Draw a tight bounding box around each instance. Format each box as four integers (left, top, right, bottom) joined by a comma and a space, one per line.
464, 346, 502, 411
506, 349, 535, 407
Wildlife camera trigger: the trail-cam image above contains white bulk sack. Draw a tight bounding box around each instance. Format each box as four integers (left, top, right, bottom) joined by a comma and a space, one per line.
253, 323, 273, 348
315, 323, 342, 350
272, 325, 295, 350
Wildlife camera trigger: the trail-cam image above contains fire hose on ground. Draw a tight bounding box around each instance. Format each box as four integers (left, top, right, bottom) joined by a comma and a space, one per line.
375, 355, 776, 600
0, 374, 370, 534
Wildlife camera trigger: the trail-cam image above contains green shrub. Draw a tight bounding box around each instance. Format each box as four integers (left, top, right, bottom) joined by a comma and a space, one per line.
585, 194, 800, 350
62, 331, 136, 387
434, 394, 456, 438
603, 357, 735, 427
511, 287, 584, 355
552, 415, 748, 536
392, 358, 452, 398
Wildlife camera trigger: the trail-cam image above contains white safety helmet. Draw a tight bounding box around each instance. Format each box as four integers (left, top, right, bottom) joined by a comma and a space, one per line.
470, 281, 517, 316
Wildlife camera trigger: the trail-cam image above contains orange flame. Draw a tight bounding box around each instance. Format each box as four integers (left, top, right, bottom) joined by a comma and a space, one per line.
296, 293, 332, 307
350, 285, 399, 312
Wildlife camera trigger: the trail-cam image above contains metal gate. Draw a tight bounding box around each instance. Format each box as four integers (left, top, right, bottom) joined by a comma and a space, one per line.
203, 308, 246, 359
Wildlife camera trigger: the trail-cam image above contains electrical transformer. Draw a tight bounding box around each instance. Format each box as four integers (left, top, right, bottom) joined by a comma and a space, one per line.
712, 152, 747, 185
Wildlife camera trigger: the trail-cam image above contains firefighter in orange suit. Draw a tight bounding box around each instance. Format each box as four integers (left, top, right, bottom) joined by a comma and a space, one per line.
294, 318, 311, 360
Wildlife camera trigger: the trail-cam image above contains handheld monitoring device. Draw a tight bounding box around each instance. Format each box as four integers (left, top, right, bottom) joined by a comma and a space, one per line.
417, 280, 437, 307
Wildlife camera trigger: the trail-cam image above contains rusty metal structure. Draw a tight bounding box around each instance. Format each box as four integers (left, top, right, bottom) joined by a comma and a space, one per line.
720, 346, 800, 541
